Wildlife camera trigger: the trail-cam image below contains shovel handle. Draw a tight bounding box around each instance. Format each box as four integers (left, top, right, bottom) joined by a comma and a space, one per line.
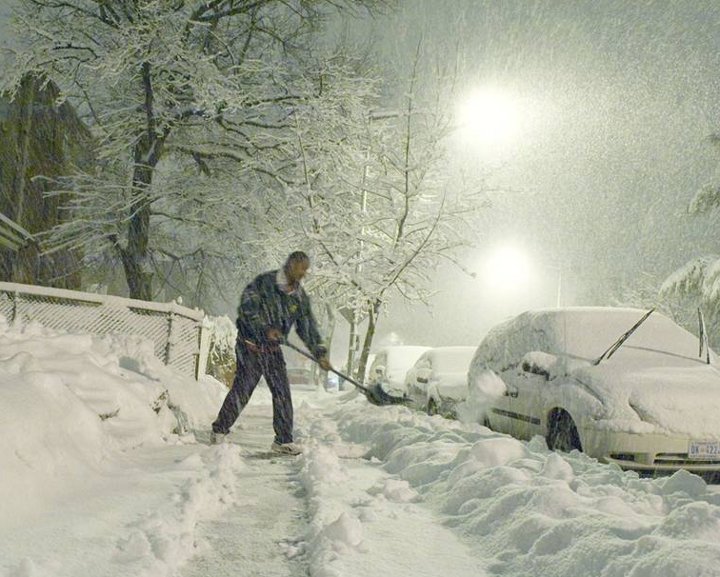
280, 340, 373, 395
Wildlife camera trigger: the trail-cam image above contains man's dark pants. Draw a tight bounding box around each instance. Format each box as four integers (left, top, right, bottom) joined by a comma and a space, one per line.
212, 339, 294, 444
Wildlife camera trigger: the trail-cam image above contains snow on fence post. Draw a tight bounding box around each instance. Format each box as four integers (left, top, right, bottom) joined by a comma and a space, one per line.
11, 290, 19, 324
196, 316, 212, 380
0, 281, 207, 380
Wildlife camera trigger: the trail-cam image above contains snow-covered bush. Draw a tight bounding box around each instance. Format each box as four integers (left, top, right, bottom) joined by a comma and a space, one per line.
205, 315, 237, 388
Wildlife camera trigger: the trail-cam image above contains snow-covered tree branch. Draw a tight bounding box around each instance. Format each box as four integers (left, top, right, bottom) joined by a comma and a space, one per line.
278, 39, 488, 378
4, 0, 389, 303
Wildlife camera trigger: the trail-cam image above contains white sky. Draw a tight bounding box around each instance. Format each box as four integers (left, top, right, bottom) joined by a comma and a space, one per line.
0, 2, 14, 49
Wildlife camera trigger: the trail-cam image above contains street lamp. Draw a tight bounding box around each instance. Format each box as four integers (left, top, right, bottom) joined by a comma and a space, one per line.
481, 246, 564, 308
482, 246, 532, 292
545, 261, 563, 308
456, 86, 522, 148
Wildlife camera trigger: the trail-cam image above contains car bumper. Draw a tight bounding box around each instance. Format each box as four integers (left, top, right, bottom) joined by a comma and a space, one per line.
581, 427, 720, 472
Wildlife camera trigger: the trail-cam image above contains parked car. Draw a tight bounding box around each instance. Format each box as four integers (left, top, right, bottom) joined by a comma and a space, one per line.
368, 346, 431, 398
467, 307, 720, 473
404, 346, 477, 417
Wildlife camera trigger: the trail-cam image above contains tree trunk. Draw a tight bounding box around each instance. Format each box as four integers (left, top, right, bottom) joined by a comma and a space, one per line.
119, 61, 163, 301
356, 298, 381, 382
311, 303, 336, 389
11, 76, 35, 283
346, 311, 359, 380
118, 135, 159, 301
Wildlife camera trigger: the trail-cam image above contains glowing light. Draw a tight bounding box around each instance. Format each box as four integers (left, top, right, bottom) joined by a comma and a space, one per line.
483, 246, 532, 291
457, 86, 522, 146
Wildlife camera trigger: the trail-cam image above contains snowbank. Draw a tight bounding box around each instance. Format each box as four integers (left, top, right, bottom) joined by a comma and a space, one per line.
293, 399, 486, 577
295, 395, 720, 577
0, 316, 226, 524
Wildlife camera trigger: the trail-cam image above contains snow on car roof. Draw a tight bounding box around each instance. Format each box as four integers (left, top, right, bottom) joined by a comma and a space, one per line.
379, 345, 431, 372
426, 346, 477, 374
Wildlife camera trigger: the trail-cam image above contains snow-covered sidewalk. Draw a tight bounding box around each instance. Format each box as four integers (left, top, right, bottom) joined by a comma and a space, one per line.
3, 320, 720, 577
1, 437, 247, 576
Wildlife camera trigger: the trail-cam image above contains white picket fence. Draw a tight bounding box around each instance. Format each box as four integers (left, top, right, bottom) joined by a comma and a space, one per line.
0, 281, 209, 379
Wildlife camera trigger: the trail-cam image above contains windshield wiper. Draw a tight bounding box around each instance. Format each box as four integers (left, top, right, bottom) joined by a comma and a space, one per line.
592, 308, 655, 366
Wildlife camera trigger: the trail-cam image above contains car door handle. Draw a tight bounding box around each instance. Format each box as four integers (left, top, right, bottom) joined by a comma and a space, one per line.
417, 377, 428, 384
505, 388, 518, 398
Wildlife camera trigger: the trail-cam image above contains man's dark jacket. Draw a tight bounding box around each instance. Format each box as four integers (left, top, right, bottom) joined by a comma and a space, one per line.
236, 270, 326, 358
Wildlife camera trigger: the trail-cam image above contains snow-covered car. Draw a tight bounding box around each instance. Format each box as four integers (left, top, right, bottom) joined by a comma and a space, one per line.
467, 307, 720, 473
368, 346, 431, 398
404, 346, 477, 417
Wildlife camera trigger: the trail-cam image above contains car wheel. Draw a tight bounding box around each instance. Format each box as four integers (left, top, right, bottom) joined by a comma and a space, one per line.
547, 410, 582, 453
427, 398, 439, 416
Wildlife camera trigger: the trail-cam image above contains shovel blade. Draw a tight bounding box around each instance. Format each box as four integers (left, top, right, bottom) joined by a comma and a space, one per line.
364, 384, 410, 406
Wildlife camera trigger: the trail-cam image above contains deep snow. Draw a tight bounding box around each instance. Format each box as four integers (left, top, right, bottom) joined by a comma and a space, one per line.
2, 318, 720, 577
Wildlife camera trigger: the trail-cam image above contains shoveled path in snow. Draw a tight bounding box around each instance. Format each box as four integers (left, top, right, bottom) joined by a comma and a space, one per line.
0, 385, 486, 577
180, 411, 307, 577
182, 389, 487, 577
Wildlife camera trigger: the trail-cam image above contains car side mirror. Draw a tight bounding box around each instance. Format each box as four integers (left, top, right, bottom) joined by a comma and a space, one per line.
521, 352, 557, 380
521, 361, 549, 379
416, 367, 432, 384
504, 385, 519, 398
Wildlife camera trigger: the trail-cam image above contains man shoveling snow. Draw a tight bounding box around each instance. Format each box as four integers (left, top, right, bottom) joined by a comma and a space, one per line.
210, 251, 332, 455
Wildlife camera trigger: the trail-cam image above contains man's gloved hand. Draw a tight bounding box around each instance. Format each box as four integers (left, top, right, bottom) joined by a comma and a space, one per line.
266, 327, 283, 342
318, 356, 332, 371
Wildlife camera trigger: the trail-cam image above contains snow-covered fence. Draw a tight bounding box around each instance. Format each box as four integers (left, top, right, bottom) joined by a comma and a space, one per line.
0, 281, 209, 379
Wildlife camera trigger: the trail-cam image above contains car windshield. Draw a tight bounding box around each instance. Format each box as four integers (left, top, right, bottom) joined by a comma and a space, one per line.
542, 309, 700, 361
477, 308, 707, 372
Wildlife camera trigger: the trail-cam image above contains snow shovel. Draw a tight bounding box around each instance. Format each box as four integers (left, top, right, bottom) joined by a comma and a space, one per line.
280, 340, 410, 406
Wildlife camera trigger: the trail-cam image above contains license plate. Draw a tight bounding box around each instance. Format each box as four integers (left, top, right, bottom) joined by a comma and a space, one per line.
688, 441, 720, 460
